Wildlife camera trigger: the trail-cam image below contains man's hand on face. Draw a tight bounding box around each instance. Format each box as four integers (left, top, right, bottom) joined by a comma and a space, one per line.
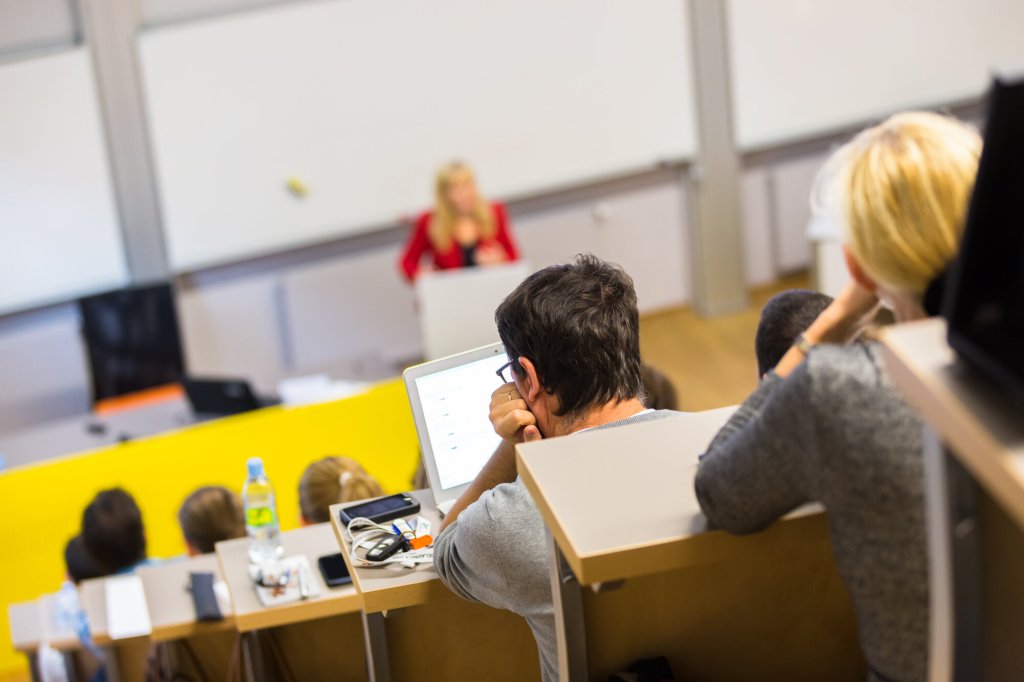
490, 382, 542, 444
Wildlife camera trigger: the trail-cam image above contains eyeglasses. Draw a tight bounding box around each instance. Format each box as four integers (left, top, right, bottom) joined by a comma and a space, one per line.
495, 359, 517, 383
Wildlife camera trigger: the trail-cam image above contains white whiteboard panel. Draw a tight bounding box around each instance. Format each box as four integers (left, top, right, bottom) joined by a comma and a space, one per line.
728, 0, 1024, 149
0, 48, 127, 314
139, 0, 697, 271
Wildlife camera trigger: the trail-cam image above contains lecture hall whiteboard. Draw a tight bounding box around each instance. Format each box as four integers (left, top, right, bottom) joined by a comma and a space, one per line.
728, 0, 1024, 150
0, 48, 127, 315
139, 0, 698, 272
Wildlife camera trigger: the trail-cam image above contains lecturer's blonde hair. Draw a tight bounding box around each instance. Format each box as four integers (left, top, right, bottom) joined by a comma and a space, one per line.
813, 112, 981, 295
428, 161, 495, 251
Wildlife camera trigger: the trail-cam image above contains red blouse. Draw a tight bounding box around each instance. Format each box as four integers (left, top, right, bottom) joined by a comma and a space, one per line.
398, 202, 519, 282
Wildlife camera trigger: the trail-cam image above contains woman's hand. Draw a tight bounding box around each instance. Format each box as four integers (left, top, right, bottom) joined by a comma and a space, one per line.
807, 281, 881, 345
476, 243, 509, 265
489, 383, 540, 443
773, 281, 880, 378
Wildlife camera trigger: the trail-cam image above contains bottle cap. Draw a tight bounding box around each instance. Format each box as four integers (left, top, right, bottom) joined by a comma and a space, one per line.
247, 457, 264, 478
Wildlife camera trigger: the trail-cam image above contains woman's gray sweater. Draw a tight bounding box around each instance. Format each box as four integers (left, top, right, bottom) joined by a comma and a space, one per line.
695, 342, 927, 682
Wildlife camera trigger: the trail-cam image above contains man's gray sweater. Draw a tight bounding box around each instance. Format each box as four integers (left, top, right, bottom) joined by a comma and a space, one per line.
433, 409, 679, 681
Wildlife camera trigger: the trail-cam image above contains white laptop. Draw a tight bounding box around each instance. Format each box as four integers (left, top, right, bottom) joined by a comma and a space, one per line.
415, 261, 530, 360
403, 343, 509, 516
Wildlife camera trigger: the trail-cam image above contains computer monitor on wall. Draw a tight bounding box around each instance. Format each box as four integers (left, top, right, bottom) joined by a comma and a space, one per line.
78, 283, 185, 403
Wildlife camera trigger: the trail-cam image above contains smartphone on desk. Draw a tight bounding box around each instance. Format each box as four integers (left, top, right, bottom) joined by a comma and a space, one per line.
337, 492, 420, 526
317, 553, 353, 587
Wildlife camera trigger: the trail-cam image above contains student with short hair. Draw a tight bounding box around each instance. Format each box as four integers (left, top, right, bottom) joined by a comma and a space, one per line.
178, 486, 246, 555
434, 255, 679, 681
81, 488, 149, 575
695, 112, 981, 682
754, 289, 834, 377
63, 535, 105, 584
298, 456, 384, 525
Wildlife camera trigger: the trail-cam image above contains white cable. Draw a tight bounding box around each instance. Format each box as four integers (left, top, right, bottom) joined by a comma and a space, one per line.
345, 517, 434, 568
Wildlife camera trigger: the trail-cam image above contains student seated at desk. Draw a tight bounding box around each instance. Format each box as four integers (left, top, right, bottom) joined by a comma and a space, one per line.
65, 535, 105, 584
298, 456, 384, 524
399, 160, 519, 281
82, 488, 154, 574
754, 289, 833, 378
695, 112, 981, 682
178, 486, 246, 555
434, 255, 678, 681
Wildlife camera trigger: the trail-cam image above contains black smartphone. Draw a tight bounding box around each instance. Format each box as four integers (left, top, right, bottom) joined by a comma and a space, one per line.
337, 492, 421, 525
317, 553, 353, 587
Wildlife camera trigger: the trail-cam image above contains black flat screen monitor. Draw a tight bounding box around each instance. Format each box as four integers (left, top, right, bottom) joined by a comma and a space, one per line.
945, 76, 1024, 397
78, 283, 185, 403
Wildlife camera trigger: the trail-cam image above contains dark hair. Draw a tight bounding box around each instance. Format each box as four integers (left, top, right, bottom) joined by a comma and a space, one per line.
81, 488, 147, 574
495, 254, 643, 421
640, 364, 678, 411
755, 289, 834, 376
64, 535, 106, 584
178, 486, 246, 554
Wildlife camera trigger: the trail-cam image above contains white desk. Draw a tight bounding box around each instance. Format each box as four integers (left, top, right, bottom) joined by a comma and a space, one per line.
517, 409, 862, 681
8, 594, 86, 682
881, 318, 1024, 682
215, 523, 367, 682
77, 578, 150, 682
331, 490, 541, 681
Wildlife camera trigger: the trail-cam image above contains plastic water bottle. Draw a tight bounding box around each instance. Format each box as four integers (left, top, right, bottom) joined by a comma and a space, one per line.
243, 457, 283, 564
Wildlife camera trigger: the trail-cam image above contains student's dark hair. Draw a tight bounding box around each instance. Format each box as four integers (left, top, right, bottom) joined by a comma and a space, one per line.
495, 254, 643, 421
640, 363, 678, 411
81, 488, 147, 574
755, 289, 834, 376
64, 535, 106, 584
179, 486, 246, 554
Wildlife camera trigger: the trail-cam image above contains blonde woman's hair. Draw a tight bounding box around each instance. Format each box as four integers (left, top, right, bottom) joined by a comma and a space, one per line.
428, 161, 495, 251
178, 486, 246, 554
298, 456, 384, 524
812, 111, 982, 295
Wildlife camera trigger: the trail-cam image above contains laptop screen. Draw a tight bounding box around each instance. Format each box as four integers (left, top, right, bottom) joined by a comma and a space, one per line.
945, 76, 1024, 395
413, 351, 509, 491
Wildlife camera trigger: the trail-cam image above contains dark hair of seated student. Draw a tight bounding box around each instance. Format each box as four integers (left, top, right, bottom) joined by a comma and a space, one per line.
496, 253, 645, 423
178, 486, 246, 555
755, 289, 834, 377
81, 488, 147, 574
640, 363, 679, 411
64, 534, 107, 584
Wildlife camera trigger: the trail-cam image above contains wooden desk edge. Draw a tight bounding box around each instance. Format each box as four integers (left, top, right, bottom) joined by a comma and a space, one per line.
232, 591, 363, 632
516, 450, 588, 580
519, 447, 829, 585
329, 510, 368, 601
149, 616, 237, 643
329, 500, 455, 613
880, 324, 1024, 531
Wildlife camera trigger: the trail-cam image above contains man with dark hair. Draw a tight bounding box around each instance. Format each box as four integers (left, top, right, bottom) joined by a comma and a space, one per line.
81, 488, 148, 574
433, 255, 679, 681
755, 289, 834, 377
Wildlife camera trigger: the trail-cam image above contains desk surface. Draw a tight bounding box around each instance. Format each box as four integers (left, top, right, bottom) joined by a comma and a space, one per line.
215, 522, 361, 632
137, 554, 235, 642
880, 318, 1024, 530
8, 599, 43, 653
78, 578, 113, 646
0, 397, 195, 470
517, 408, 826, 585
330, 489, 454, 614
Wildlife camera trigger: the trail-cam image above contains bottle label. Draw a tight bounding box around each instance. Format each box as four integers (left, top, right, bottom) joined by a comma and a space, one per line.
247, 506, 276, 528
